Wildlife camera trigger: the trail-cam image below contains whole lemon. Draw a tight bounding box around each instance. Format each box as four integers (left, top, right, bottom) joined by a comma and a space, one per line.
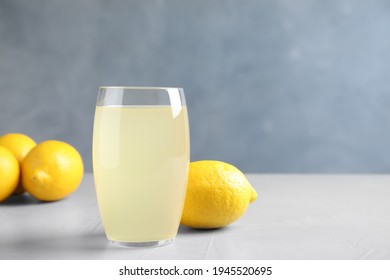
181, 160, 257, 229
0, 146, 20, 202
21, 140, 84, 201
0, 133, 37, 194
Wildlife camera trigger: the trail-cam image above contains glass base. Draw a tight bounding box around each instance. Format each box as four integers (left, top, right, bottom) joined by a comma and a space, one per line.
110, 238, 174, 248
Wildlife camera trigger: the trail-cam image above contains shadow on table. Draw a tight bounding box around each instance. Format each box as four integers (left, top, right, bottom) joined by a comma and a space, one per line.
178, 224, 228, 234
0, 233, 110, 259
0, 193, 42, 206
1, 226, 231, 259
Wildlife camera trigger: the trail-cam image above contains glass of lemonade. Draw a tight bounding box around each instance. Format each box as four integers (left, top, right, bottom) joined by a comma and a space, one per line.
92, 87, 190, 247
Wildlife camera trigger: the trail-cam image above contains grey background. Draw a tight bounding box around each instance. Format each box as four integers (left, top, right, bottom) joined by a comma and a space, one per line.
1, 0, 390, 173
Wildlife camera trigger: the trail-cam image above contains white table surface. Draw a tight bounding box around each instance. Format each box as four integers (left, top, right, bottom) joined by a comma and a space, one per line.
1, 174, 390, 260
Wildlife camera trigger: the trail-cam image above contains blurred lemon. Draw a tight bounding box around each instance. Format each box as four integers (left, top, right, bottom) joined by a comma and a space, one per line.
0, 133, 37, 194
21, 140, 84, 201
0, 146, 20, 202
181, 160, 257, 229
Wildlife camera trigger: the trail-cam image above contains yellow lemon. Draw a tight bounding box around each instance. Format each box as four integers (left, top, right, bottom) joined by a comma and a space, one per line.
21, 140, 84, 201
181, 160, 257, 229
0, 133, 37, 194
0, 146, 20, 202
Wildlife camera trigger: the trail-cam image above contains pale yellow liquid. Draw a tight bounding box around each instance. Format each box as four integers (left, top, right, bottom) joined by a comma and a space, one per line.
93, 105, 190, 243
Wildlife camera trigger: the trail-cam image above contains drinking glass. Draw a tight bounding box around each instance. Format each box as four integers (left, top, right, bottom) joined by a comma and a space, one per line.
92, 87, 190, 247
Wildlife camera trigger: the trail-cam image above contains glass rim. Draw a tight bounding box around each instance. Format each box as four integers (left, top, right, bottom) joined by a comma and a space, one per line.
96, 86, 186, 107
99, 86, 183, 91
